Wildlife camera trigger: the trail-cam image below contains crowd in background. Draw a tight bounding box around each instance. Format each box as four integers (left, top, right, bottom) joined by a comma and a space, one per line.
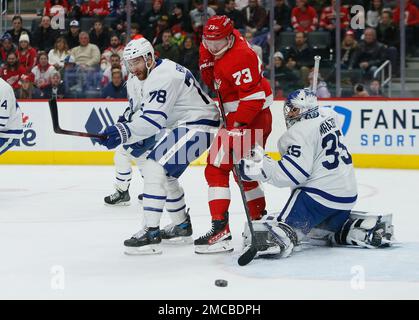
0, 0, 418, 99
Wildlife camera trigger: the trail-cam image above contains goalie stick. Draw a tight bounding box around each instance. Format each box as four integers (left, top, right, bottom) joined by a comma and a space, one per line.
214, 88, 258, 266
49, 98, 106, 139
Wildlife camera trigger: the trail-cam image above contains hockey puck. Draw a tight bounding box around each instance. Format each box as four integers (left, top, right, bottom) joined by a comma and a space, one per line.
215, 279, 228, 287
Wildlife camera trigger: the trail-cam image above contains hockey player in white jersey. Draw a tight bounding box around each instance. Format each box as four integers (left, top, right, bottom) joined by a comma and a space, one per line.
95, 37, 220, 254
0, 78, 23, 155
103, 73, 148, 206
240, 89, 394, 258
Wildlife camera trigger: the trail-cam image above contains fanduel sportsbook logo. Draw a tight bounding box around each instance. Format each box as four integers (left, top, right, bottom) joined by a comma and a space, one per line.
324, 105, 352, 135
85, 108, 115, 145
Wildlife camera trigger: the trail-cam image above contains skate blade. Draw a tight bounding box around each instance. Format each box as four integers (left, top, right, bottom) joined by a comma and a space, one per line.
194, 241, 234, 254
124, 244, 162, 255
162, 236, 193, 245
104, 202, 131, 207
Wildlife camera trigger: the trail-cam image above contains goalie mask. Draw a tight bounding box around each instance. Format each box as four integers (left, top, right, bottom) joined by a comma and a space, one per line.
123, 37, 155, 79
284, 89, 319, 129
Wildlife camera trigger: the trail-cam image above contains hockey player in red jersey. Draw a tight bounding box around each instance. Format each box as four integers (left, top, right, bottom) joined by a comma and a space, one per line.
194, 15, 273, 254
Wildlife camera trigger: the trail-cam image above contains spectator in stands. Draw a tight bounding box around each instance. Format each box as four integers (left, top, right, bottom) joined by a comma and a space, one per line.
285, 32, 314, 86
82, 0, 110, 17
393, 0, 419, 55
368, 79, 384, 96
376, 10, 399, 49
48, 37, 70, 71
286, 31, 314, 67
0, 52, 26, 90
353, 83, 370, 97
101, 53, 127, 86
43, 0, 70, 17
40, 72, 65, 99
155, 29, 180, 63
32, 51, 56, 91
367, 0, 384, 28
0, 34, 17, 67
100, 34, 125, 71
5, 15, 31, 46
71, 32, 101, 69
349, 28, 387, 79
217, 0, 245, 31
272, 0, 292, 34
142, 0, 168, 42
307, 70, 331, 98
62, 55, 81, 97
130, 23, 143, 40
151, 15, 171, 46
16, 74, 34, 99
245, 31, 263, 61
89, 19, 111, 53
190, 0, 216, 40
17, 33, 37, 73
241, 0, 268, 34
272, 51, 300, 97
179, 36, 199, 80
101, 68, 127, 99
32, 16, 60, 52
319, 0, 350, 46
341, 29, 358, 69
291, 0, 318, 33
65, 20, 81, 49
169, 3, 193, 34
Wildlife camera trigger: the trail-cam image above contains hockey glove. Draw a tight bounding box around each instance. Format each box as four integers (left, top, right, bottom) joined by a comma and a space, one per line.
118, 107, 134, 123
238, 145, 269, 182
96, 123, 131, 150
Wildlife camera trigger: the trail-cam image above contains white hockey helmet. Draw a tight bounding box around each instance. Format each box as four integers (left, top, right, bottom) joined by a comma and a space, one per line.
123, 37, 155, 74
284, 89, 319, 128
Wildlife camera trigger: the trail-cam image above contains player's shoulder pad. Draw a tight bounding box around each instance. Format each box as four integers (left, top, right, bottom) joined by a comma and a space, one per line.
144, 60, 178, 92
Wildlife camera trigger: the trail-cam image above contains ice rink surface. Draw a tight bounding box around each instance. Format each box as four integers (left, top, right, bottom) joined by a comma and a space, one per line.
1, 165, 418, 299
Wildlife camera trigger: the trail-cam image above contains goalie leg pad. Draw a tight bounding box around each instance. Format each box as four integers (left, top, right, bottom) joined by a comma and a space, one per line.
242, 215, 299, 258
332, 211, 395, 248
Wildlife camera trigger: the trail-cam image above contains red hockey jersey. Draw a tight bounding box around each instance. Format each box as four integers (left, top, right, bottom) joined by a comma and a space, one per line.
199, 29, 272, 126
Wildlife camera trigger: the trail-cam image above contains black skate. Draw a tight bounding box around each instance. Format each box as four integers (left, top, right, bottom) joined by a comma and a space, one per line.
104, 189, 130, 206
160, 209, 193, 244
124, 227, 162, 255
194, 212, 233, 254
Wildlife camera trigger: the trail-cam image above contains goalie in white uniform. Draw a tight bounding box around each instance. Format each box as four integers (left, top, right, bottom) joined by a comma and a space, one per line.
95, 38, 220, 254
0, 78, 23, 155
240, 89, 394, 258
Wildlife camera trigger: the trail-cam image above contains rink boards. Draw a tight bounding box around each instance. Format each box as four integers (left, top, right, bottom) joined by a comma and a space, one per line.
1, 98, 419, 169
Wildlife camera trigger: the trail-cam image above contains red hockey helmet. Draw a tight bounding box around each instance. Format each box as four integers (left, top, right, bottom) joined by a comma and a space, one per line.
203, 15, 234, 57
203, 15, 234, 40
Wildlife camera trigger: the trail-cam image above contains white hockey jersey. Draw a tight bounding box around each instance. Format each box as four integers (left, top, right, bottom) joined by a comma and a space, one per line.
125, 59, 219, 143
261, 107, 358, 210
0, 77, 23, 139
126, 73, 144, 114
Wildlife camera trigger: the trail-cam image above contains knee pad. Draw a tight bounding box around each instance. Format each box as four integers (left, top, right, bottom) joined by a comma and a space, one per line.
143, 159, 167, 185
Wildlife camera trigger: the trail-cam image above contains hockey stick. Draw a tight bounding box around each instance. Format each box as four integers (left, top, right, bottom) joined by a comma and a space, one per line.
214, 89, 258, 266
312, 55, 321, 94
49, 98, 106, 139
